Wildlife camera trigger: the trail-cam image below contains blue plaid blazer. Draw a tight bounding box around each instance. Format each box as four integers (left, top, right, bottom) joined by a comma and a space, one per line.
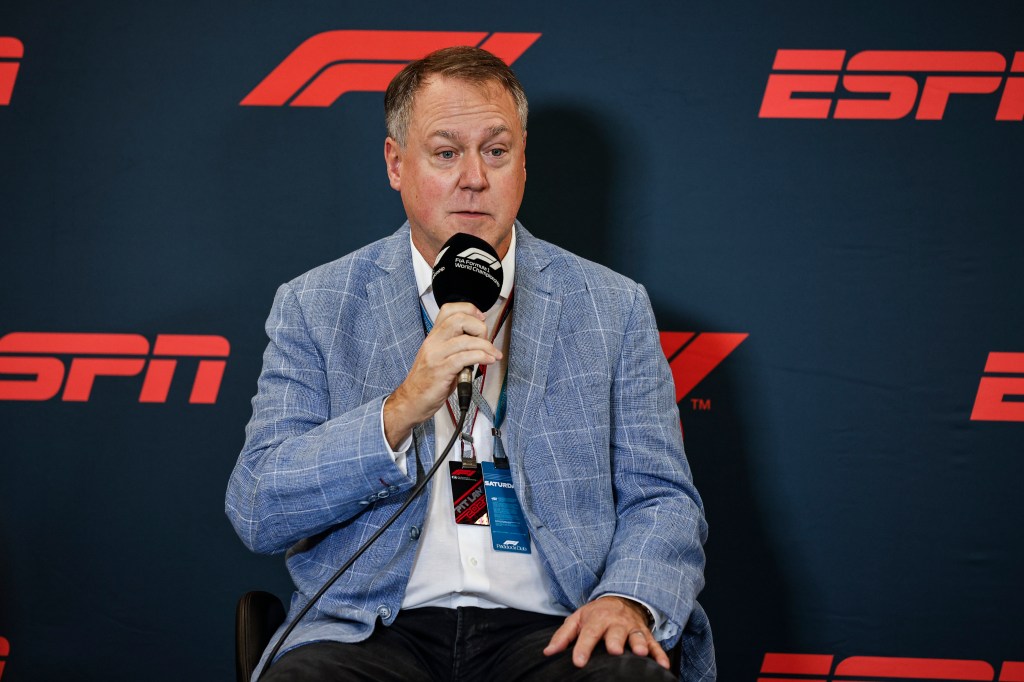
226, 223, 715, 681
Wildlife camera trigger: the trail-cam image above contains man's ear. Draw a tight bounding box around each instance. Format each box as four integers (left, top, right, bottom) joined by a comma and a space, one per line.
384, 137, 402, 191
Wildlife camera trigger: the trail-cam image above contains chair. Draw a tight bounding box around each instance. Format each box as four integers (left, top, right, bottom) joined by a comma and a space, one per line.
235, 591, 285, 682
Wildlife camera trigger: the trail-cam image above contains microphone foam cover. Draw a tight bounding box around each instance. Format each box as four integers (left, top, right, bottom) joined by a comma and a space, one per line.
431, 233, 504, 311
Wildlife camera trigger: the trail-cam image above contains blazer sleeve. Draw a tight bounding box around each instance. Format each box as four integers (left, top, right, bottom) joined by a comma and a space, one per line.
225, 281, 416, 555
591, 282, 709, 646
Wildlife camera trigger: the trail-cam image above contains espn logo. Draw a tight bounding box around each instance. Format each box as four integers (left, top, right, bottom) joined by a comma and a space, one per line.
660, 332, 748, 403
0, 37, 23, 106
0, 332, 229, 404
760, 50, 1024, 120
241, 30, 540, 107
971, 352, 1024, 422
760, 652, 1024, 681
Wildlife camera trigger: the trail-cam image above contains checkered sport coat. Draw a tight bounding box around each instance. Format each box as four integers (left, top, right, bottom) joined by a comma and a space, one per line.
226, 223, 715, 681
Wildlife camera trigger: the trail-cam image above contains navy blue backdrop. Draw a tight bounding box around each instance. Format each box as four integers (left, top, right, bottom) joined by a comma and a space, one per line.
1, 2, 1022, 680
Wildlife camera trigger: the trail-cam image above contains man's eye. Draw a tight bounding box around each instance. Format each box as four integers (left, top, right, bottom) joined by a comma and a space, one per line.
488, 149, 506, 158
438, 150, 455, 160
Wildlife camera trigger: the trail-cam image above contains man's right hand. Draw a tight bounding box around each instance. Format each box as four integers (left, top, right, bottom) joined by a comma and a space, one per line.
383, 301, 502, 449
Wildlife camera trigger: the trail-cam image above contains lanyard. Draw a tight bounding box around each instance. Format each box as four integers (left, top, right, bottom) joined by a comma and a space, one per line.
420, 290, 514, 466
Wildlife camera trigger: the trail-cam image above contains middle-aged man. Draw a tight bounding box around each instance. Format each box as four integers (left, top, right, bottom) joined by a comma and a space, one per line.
227, 46, 714, 681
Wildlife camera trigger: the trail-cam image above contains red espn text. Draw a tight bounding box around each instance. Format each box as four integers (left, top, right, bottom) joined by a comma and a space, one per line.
760, 652, 1024, 681
971, 352, 1024, 422
0, 333, 229, 404
241, 30, 540, 107
0, 37, 22, 106
760, 50, 1024, 120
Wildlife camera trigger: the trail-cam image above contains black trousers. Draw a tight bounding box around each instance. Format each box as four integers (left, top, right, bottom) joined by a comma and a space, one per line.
260, 606, 676, 682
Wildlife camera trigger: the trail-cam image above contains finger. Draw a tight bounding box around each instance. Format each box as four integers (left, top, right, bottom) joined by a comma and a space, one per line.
543, 617, 580, 656
435, 303, 486, 331
570, 624, 604, 668
625, 629, 649, 657
430, 312, 489, 341
602, 624, 631, 656
648, 639, 671, 670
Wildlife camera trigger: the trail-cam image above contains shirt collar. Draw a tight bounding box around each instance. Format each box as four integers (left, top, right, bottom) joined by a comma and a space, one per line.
411, 226, 517, 307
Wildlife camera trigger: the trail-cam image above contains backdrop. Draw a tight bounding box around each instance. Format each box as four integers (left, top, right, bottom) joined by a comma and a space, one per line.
1, 2, 1022, 680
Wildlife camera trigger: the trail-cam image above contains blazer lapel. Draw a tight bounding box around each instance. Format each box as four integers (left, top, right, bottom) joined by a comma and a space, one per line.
505, 225, 562, 468
365, 226, 437, 463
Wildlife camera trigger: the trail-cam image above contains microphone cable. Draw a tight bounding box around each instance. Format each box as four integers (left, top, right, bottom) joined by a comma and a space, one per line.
256, 406, 468, 680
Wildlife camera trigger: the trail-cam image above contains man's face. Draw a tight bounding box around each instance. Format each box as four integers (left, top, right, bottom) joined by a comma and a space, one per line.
384, 77, 526, 264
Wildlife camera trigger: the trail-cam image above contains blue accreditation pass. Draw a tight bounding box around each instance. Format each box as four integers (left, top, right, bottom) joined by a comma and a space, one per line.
481, 462, 531, 554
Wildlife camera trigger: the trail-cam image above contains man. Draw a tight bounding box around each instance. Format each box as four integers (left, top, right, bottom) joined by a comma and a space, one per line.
226, 46, 714, 681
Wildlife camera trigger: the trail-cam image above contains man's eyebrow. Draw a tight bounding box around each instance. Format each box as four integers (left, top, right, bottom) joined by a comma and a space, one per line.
429, 126, 512, 142
432, 129, 461, 142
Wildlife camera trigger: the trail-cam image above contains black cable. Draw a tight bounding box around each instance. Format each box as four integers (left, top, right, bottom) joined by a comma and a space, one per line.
256, 408, 467, 680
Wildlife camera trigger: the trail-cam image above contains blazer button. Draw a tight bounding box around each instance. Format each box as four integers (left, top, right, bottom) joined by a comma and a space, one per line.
409, 525, 420, 540
377, 490, 390, 499
376, 605, 392, 619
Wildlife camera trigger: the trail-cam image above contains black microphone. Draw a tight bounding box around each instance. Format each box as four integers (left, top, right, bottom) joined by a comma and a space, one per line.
431, 233, 504, 413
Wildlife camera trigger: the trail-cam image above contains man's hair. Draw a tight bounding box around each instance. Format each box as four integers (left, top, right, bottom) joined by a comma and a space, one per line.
384, 46, 528, 146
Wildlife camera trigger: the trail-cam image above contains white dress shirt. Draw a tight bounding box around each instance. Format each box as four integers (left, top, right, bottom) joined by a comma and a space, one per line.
384, 228, 569, 616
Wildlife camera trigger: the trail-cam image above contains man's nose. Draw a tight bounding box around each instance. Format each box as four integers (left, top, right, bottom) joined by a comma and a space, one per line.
459, 154, 488, 191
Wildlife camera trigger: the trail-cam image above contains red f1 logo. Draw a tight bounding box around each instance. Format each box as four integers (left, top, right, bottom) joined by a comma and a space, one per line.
760, 50, 1024, 120
971, 352, 1024, 422
0, 37, 23, 106
0, 332, 230, 404
760, 652, 1024, 681
660, 332, 748, 402
241, 30, 540, 107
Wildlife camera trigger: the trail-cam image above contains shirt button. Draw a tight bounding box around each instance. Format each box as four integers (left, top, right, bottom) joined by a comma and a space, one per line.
469, 557, 479, 567
377, 605, 392, 619
409, 525, 420, 540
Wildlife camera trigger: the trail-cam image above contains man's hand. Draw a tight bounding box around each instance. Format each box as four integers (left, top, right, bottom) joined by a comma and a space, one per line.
542, 595, 670, 670
383, 302, 502, 449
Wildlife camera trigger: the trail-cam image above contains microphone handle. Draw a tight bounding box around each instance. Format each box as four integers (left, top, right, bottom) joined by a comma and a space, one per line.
457, 366, 474, 413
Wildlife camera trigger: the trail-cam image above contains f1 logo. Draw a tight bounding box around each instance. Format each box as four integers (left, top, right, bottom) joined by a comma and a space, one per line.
760, 50, 1024, 120
971, 352, 1024, 422
660, 332, 748, 402
760, 652, 1024, 681
0, 332, 230, 404
241, 30, 540, 107
0, 37, 23, 106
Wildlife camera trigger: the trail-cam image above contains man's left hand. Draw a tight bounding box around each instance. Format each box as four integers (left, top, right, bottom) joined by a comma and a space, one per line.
542, 595, 670, 670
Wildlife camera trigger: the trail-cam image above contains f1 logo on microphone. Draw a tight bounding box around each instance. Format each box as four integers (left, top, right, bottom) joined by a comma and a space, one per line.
455, 247, 502, 270
241, 30, 540, 107
0, 37, 23, 106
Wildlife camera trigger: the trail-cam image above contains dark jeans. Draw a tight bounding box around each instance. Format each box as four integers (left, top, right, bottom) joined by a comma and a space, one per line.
260, 606, 676, 682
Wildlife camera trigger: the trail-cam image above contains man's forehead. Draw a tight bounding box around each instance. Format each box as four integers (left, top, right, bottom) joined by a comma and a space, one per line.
412, 76, 515, 115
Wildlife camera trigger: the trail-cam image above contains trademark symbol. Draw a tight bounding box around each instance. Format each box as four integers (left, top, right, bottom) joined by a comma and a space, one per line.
690, 398, 711, 411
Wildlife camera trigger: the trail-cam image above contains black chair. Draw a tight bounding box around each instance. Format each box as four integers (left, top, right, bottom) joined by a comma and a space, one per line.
235, 591, 285, 682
